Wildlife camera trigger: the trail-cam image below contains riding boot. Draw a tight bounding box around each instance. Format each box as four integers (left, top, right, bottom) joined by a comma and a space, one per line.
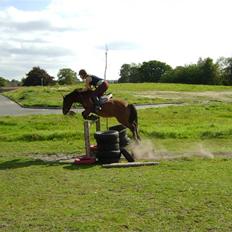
92, 96, 102, 112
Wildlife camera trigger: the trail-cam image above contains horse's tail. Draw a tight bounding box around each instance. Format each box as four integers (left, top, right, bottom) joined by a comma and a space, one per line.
128, 104, 138, 125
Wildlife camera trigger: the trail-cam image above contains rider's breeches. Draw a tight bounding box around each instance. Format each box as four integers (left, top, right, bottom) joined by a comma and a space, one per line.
92, 81, 109, 97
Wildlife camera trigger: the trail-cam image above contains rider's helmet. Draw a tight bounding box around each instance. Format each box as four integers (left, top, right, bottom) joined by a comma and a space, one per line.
79, 69, 87, 78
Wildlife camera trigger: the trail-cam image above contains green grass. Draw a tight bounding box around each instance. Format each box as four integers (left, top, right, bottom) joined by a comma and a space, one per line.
2, 85, 72, 107
139, 103, 232, 139
2, 84, 232, 231
1, 157, 232, 231
1, 104, 232, 230
0, 114, 84, 157
1, 102, 232, 157
4, 83, 232, 107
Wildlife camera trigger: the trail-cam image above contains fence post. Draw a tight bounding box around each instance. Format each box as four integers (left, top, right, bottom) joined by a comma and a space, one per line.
83, 117, 101, 157
84, 120, 90, 156
96, 117, 100, 131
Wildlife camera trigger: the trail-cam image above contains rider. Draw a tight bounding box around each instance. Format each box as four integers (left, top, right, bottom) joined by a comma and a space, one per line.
78, 69, 109, 112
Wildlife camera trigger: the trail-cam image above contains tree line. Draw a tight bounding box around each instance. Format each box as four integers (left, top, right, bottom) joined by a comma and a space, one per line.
118, 57, 232, 85
1, 56, 232, 87
0, 67, 79, 87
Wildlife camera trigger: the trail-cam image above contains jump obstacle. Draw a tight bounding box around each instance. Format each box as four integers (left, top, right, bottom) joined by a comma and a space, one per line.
83, 117, 100, 157
82, 117, 159, 167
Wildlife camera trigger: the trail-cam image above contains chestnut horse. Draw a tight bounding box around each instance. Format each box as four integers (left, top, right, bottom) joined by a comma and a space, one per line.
62, 88, 140, 140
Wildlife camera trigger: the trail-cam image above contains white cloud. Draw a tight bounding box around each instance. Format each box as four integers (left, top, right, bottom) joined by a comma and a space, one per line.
0, 0, 232, 80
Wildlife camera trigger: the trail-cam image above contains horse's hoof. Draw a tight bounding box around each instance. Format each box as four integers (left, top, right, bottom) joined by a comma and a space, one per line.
134, 138, 141, 145
86, 115, 99, 121
68, 110, 76, 116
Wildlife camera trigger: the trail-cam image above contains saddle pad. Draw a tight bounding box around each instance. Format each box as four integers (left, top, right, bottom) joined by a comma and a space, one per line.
99, 93, 112, 104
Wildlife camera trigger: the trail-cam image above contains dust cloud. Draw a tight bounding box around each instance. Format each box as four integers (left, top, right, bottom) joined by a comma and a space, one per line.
192, 143, 214, 159
128, 140, 168, 160
128, 140, 214, 160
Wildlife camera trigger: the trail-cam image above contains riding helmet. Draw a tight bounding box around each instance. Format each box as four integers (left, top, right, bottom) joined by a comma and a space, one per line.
79, 69, 87, 77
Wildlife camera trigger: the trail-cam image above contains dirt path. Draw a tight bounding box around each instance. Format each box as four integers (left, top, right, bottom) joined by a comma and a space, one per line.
135, 90, 232, 103
0, 94, 63, 116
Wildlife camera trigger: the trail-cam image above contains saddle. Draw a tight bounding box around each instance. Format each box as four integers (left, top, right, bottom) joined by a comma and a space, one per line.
99, 93, 113, 105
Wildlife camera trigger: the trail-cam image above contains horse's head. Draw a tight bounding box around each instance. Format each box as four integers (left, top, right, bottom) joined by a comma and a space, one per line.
62, 95, 73, 115
62, 89, 84, 115
62, 88, 93, 115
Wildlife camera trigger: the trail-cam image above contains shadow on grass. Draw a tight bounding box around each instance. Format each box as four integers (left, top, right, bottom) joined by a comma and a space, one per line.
0, 158, 97, 170
0, 159, 46, 170
63, 163, 99, 170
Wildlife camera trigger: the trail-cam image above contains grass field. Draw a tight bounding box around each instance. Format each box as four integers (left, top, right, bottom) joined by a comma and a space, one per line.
1, 157, 232, 231
1, 83, 232, 231
3, 83, 232, 107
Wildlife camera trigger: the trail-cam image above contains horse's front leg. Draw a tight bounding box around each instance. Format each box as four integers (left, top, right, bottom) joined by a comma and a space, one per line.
82, 109, 91, 119
82, 109, 99, 121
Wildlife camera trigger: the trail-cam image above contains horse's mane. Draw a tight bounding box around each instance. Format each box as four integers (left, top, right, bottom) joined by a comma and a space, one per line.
74, 88, 93, 97
65, 88, 91, 97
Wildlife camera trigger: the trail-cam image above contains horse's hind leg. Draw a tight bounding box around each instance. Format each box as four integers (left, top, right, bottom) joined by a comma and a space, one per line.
135, 124, 141, 141
129, 122, 141, 142
115, 115, 140, 141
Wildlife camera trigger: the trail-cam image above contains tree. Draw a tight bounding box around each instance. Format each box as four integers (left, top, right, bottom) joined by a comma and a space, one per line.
0, 77, 8, 87
118, 63, 140, 83
139, 60, 172, 82
161, 58, 220, 85
197, 58, 219, 85
118, 64, 131, 83
119, 61, 172, 83
57, 68, 78, 85
217, 57, 232, 85
23, 67, 54, 86
160, 65, 197, 83
129, 66, 141, 83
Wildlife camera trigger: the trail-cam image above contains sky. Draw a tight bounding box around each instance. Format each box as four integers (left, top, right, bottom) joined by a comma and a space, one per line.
0, 0, 232, 81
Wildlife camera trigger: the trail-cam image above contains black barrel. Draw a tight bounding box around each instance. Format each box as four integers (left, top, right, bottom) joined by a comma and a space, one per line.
94, 130, 121, 164
109, 124, 131, 148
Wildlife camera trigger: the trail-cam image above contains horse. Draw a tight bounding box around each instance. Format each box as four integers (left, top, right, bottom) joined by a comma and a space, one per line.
62, 88, 140, 140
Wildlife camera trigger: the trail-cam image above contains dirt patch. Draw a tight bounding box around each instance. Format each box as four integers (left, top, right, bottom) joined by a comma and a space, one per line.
34, 153, 80, 163
135, 90, 232, 103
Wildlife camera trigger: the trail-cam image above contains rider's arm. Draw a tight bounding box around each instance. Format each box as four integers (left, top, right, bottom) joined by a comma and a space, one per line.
83, 76, 92, 90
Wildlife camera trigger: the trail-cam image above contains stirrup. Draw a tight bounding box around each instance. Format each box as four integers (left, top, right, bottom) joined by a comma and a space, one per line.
94, 105, 102, 112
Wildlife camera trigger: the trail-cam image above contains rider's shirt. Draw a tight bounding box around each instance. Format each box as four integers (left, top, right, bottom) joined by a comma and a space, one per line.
89, 75, 104, 87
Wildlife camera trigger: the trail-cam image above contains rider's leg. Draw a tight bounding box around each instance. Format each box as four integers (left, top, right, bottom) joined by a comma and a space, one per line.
92, 81, 109, 112
92, 82, 106, 112
94, 81, 109, 96
91, 95, 102, 112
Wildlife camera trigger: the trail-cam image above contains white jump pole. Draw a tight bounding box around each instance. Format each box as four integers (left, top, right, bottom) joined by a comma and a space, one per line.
84, 121, 91, 156
83, 118, 101, 157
